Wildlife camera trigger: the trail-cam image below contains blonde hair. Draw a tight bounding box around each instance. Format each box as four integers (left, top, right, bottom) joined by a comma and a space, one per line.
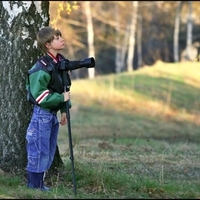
37, 26, 62, 55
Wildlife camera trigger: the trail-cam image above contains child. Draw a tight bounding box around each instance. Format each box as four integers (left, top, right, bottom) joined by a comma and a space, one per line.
26, 26, 71, 191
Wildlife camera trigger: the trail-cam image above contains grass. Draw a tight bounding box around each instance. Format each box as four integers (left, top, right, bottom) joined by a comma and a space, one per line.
1, 61, 200, 198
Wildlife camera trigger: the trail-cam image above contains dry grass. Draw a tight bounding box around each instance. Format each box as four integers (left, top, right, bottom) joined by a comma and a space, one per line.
55, 61, 200, 198
1, 61, 200, 199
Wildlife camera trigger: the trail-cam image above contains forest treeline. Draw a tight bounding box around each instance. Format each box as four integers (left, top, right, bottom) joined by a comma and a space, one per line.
50, 1, 200, 78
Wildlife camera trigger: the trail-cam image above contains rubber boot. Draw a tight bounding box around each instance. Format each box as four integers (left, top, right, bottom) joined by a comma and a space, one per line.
27, 171, 51, 191
42, 171, 51, 191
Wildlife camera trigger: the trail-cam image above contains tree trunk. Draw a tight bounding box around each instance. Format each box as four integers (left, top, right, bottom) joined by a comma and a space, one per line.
49, 145, 64, 172
115, 2, 129, 73
173, 1, 182, 62
127, 1, 138, 72
115, 3, 121, 73
84, 1, 95, 79
137, 14, 142, 69
185, 1, 193, 61
0, 1, 65, 173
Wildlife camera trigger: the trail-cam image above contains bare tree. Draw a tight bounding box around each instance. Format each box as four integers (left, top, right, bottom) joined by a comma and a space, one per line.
173, 1, 182, 62
127, 1, 138, 72
115, 2, 122, 73
137, 14, 142, 69
185, 1, 193, 61
114, 2, 130, 73
84, 1, 95, 79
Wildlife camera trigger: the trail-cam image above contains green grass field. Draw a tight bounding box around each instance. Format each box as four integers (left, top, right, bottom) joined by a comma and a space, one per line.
1, 61, 200, 199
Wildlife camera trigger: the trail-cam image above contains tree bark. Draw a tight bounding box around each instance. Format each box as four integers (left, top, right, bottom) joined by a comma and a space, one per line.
115, 3, 121, 73
84, 1, 95, 79
50, 145, 64, 172
185, 1, 193, 61
0, 1, 50, 172
137, 14, 142, 69
127, 1, 138, 72
173, 1, 182, 62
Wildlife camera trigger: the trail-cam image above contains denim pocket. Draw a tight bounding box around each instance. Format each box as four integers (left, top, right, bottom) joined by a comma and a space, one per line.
26, 124, 39, 170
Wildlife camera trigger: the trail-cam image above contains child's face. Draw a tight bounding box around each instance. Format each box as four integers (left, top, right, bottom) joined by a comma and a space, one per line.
47, 35, 65, 51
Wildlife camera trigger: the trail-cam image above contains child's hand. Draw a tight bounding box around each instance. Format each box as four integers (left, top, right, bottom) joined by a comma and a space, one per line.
63, 91, 70, 102
60, 112, 67, 125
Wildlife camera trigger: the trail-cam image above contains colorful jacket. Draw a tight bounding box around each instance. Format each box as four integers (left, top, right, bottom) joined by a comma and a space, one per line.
26, 52, 70, 113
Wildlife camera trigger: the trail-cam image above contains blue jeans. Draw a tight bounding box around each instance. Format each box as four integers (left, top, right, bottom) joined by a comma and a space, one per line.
26, 105, 59, 173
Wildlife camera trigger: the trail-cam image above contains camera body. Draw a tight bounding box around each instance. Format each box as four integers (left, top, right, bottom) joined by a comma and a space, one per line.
58, 57, 95, 71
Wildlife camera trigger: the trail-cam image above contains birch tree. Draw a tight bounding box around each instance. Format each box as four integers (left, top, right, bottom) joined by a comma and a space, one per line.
0, 1, 50, 172
185, 1, 193, 61
115, 2, 121, 73
114, 2, 130, 73
84, 1, 95, 79
127, 1, 138, 72
137, 14, 142, 69
173, 1, 182, 62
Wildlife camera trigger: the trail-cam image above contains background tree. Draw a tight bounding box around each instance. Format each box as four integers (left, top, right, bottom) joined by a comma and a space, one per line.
52, 1, 200, 74
114, 2, 130, 73
185, 1, 194, 61
173, 1, 182, 62
137, 14, 143, 69
0, 1, 50, 172
127, 1, 138, 72
84, 1, 95, 79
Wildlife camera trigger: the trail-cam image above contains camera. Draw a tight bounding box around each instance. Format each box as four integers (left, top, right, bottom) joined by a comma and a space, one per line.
59, 57, 95, 71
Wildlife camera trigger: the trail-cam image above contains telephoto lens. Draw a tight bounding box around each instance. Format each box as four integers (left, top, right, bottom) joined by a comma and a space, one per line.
60, 57, 95, 71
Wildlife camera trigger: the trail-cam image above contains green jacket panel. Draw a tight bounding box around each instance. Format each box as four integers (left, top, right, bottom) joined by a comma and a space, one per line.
27, 55, 67, 113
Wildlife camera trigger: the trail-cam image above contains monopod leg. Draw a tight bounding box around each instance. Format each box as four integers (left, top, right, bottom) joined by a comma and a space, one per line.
66, 101, 77, 195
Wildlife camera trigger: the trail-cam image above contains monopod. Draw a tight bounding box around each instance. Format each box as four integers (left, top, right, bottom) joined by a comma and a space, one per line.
60, 56, 95, 195
62, 70, 77, 195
